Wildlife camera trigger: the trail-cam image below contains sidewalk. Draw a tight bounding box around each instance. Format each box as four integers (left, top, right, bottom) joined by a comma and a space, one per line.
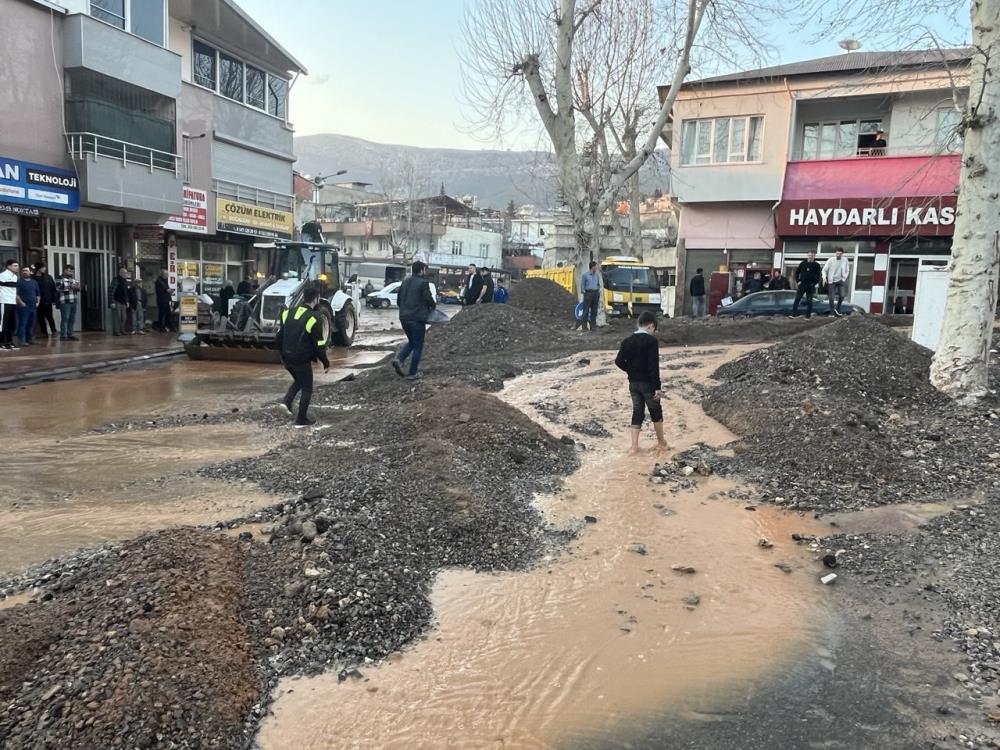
0, 331, 183, 388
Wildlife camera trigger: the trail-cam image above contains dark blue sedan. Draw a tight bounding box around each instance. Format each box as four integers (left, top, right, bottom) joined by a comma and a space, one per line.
716, 290, 866, 318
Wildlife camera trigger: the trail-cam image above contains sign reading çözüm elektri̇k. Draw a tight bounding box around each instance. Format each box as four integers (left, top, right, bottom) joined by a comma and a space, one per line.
216, 198, 293, 240
0, 156, 80, 215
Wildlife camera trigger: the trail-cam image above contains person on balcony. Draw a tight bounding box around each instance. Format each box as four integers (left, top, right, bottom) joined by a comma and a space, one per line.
870, 129, 887, 156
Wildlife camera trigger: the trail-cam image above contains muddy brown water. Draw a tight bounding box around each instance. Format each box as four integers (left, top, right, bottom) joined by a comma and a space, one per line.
258, 349, 834, 750
0, 352, 384, 576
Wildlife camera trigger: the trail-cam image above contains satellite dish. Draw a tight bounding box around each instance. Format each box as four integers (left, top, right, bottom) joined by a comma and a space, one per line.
839, 39, 861, 52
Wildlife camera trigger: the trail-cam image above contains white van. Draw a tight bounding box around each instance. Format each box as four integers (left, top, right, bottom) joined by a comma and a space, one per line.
353, 263, 406, 292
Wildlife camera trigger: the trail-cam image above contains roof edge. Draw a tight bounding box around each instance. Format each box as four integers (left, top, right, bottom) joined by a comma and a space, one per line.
222, 0, 308, 76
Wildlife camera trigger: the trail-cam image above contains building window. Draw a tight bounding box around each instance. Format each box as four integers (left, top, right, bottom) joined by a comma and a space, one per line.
193, 41, 216, 89
192, 40, 289, 121
801, 119, 883, 159
246, 66, 266, 110
129, 0, 164, 45
378, 238, 390, 255
90, 0, 164, 45
360, 239, 369, 255
479, 243, 489, 255
680, 115, 764, 165
268, 77, 288, 119
91, 0, 125, 29
219, 52, 244, 102
451, 241, 463, 254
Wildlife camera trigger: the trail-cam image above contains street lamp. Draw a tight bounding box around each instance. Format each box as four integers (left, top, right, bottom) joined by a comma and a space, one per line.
312, 169, 347, 187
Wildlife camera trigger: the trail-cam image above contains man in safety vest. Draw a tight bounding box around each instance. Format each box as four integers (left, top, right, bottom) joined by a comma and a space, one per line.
276, 284, 330, 427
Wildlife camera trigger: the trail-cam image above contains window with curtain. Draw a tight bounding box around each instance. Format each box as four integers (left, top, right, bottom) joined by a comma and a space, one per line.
680, 115, 765, 165
129, 0, 164, 45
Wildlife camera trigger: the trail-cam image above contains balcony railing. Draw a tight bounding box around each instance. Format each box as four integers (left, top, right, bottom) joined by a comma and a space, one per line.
67, 132, 181, 176
789, 145, 958, 162
213, 178, 295, 212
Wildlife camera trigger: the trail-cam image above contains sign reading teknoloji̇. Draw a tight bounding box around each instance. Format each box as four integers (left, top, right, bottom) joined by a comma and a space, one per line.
0, 155, 80, 213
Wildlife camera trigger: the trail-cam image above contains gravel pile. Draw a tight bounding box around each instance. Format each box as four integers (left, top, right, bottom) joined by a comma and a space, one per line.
428, 303, 568, 360
0, 529, 257, 750
832, 496, 1000, 748
703, 317, 1000, 512
508, 278, 578, 323
203, 381, 579, 686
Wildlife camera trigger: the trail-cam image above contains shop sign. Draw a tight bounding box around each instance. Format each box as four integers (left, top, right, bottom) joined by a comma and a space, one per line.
179, 295, 198, 333
203, 262, 224, 295
133, 225, 164, 241
0, 156, 79, 213
216, 198, 293, 240
0, 203, 39, 217
777, 196, 957, 237
164, 187, 209, 234
167, 239, 178, 295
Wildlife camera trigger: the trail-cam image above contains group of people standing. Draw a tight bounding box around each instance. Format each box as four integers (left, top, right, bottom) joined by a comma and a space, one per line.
0, 259, 81, 349
686, 246, 851, 319
108, 267, 151, 336
462, 264, 507, 305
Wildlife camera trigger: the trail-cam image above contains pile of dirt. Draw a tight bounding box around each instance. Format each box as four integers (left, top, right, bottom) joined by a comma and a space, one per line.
0, 529, 256, 750
202, 381, 578, 687
427, 302, 568, 360
831, 496, 1000, 748
508, 278, 578, 323
702, 317, 1000, 512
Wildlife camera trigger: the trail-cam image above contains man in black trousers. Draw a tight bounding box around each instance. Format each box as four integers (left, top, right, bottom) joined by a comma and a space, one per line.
464, 264, 483, 306
34, 263, 58, 337
792, 251, 823, 319
276, 284, 329, 427
155, 269, 173, 332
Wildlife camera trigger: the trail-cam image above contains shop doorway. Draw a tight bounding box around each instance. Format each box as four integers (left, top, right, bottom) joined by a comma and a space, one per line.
80, 251, 110, 331
47, 249, 81, 333
887, 259, 919, 315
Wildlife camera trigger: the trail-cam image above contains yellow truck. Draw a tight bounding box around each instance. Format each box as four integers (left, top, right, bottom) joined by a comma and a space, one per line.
526, 256, 662, 317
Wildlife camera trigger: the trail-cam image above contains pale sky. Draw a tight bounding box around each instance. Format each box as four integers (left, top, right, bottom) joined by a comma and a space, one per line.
237, 0, 969, 151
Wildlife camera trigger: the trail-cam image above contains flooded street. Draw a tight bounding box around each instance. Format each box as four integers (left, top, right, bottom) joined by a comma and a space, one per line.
259, 349, 834, 749
0, 350, 386, 575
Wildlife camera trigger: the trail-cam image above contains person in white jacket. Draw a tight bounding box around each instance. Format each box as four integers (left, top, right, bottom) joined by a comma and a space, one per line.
823, 248, 851, 316
0, 258, 19, 350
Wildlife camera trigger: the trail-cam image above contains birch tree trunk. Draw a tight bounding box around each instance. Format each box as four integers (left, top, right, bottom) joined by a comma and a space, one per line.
929, 0, 1000, 401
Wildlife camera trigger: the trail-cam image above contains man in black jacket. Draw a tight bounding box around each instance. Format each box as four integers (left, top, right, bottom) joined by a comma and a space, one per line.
392, 261, 436, 380
768, 269, 790, 291
155, 269, 173, 332
276, 284, 330, 427
792, 251, 823, 318
34, 263, 58, 337
464, 264, 483, 306
689, 268, 706, 318
480, 268, 495, 303
615, 310, 667, 453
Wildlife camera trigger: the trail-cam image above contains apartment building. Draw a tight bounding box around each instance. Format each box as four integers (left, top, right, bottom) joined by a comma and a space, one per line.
0, 0, 304, 331
665, 49, 968, 316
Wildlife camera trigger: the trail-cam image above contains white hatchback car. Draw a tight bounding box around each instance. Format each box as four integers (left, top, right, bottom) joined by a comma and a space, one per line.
365, 280, 438, 309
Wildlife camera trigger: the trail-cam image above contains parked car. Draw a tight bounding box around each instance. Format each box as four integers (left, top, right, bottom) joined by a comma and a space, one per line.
365, 280, 438, 309
716, 290, 865, 318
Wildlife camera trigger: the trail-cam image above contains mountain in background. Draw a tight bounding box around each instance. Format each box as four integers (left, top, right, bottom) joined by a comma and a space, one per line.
293, 133, 670, 209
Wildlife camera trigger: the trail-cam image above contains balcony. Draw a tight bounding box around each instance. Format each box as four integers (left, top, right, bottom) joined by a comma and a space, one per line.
63, 13, 181, 99
68, 132, 183, 216
783, 151, 961, 200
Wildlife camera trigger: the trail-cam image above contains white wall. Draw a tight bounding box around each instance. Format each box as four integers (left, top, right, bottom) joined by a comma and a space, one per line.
891, 90, 965, 155
168, 16, 192, 82
440, 226, 502, 267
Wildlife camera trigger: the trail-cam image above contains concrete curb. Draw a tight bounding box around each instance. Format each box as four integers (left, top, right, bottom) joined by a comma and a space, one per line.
0, 348, 185, 390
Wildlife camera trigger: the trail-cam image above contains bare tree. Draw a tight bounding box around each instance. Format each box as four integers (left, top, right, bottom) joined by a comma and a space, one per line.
929, 0, 1000, 400
377, 155, 434, 264
460, 0, 781, 321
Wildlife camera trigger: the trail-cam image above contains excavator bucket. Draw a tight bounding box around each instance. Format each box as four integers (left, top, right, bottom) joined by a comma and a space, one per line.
183, 330, 282, 363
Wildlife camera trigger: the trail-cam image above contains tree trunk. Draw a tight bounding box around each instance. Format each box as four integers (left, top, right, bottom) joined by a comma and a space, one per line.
929, 0, 1000, 401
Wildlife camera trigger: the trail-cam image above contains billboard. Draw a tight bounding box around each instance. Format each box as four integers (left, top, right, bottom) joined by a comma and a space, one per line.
0, 156, 80, 214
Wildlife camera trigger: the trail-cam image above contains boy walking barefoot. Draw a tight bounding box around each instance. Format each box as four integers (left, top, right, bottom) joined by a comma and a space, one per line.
615, 311, 668, 453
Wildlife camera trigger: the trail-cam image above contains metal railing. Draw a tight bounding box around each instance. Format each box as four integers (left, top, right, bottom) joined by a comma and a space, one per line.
213, 178, 295, 212
66, 132, 182, 176
789, 145, 955, 162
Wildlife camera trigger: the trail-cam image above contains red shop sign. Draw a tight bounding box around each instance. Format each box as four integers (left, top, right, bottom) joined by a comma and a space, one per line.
776, 196, 957, 237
